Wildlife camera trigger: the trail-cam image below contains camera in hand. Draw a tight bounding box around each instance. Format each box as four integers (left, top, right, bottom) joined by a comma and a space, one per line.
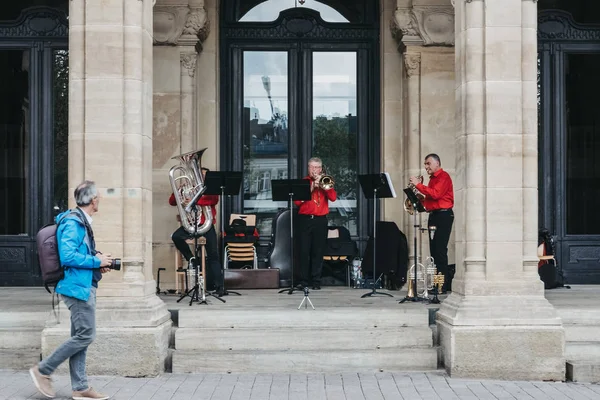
110, 258, 121, 271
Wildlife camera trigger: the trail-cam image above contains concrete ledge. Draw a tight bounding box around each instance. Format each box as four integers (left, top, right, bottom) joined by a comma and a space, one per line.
566, 360, 600, 383
172, 348, 438, 373
42, 321, 171, 377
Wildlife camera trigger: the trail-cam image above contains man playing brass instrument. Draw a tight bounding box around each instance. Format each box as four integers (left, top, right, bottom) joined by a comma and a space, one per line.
294, 157, 337, 290
169, 167, 223, 292
409, 153, 454, 293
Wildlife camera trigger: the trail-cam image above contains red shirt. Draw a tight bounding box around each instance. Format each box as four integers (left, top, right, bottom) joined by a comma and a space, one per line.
294, 176, 337, 216
169, 193, 218, 225
415, 169, 454, 211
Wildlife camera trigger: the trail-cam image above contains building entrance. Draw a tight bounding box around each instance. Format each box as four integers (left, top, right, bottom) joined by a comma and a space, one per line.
0, 6, 68, 286
220, 1, 379, 250
539, 7, 600, 284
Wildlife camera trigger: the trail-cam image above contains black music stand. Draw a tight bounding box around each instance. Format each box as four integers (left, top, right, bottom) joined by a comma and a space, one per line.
204, 171, 243, 297
399, 187, 428, 304
271, 179, 311, 295
358, 173, 396, 298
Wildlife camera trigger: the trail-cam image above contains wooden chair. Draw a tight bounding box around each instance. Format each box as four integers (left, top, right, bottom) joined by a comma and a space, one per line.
223, 214, 258, 270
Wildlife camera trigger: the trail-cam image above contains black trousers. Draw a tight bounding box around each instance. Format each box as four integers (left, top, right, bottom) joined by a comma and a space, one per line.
172, 225, 222, 290
427, 210, 454, 292
297, 215, 328, 285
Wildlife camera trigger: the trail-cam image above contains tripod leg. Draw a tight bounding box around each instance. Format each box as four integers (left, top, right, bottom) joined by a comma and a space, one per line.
298, 296, 306, 310
306, 296, 315, 309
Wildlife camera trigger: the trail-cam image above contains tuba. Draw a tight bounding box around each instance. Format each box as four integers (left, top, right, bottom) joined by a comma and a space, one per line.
169, 148, 213, 235
317, 165, 335, 190
404, 175, 426, 215
406, 256, 437, 298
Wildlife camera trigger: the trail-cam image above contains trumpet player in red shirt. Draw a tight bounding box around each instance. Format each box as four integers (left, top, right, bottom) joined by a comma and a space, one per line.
409, 153, 454, 293
294, 157, 337, 290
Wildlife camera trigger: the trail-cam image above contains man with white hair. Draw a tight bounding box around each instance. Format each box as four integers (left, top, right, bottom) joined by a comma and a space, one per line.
30, 180, 113, 400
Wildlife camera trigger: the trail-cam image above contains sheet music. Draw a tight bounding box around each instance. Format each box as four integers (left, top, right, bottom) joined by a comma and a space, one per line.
383, 172, 397, 198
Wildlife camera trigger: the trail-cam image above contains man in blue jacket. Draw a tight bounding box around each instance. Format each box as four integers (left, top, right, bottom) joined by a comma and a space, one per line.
29, 180, 113, 400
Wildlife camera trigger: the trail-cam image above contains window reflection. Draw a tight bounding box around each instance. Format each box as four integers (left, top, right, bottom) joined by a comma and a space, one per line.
240, 0, 349, 23
312, 52, 357, 236
243, 51, 289, 237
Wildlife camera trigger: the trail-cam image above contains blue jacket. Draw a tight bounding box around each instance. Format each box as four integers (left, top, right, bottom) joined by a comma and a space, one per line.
55, 210, 101, 301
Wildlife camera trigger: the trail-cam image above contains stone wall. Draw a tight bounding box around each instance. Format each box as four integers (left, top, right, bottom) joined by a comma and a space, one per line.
152, 0, 216, 290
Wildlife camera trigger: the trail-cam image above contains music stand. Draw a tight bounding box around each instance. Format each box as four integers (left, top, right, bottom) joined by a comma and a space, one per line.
358, 173, 396, 298
204, 171, 243, 297
399, 187, 428, 304
271, 179, 311, 295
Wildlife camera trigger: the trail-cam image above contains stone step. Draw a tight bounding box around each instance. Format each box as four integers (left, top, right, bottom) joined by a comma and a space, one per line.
172, 348, 439, 373
566, 360, 600, 384
564, 325, 600, 342
566, 342, 600, 360
175, 326, 434, 351
178, 307, 429, 329
558, 308, 600, 325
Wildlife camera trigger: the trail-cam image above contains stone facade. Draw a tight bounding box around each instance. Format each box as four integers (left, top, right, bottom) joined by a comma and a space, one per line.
38, 0, 566, 380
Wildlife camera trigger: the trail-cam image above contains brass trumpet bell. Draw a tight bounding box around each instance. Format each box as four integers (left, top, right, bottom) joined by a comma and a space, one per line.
319, 174, 334, 190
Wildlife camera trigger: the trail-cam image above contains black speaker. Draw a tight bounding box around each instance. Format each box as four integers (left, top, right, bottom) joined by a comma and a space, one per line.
361, 221, 409, 289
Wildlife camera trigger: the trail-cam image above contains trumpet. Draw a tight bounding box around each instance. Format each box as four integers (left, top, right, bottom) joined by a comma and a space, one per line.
315, 165, 334, 190
404, 175, 426, 215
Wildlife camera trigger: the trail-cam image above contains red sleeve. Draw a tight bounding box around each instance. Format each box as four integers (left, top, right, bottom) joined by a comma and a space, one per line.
416, 173, 451, 200
325, 188, 337, 202
169, 193, 177, 206
294, 200, 304, 207
197, 194, 219, 206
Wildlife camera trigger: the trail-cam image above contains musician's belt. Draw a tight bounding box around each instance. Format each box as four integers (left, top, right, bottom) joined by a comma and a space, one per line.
299, 214, 326, 219
429, 208, 453, 214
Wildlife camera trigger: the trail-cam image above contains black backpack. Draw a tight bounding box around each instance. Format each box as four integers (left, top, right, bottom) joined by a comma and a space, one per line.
36, 209, 88, 293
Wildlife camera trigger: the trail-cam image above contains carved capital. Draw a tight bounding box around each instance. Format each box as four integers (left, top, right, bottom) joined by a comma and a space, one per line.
181, 8, 210, 43
392, 3, 455, 48
391, 8, 423, 46
180, 52, 197, 77
404, 53, 421, 77
153, 6, 189, 45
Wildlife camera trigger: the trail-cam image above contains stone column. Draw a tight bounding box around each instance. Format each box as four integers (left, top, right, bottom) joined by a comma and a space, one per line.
436, 0, 565, 380
42, 0, 171, 377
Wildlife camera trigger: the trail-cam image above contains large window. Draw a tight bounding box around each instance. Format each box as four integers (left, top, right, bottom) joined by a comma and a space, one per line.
221, 0, 379, 249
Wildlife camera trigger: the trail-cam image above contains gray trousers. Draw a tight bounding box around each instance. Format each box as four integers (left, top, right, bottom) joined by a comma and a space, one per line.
39, 287, 96, 391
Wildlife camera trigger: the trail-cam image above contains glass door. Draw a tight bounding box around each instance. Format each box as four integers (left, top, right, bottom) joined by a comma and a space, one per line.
0, 7, 68, 286
539, 43, 600, 284
240, 48, 360, 238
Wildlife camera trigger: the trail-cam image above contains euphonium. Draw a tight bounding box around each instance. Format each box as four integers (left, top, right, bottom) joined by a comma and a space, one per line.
318, 165, 335, 190
169, 148, 213, 235
406, 256, 436, 298
404, 175, 425, 215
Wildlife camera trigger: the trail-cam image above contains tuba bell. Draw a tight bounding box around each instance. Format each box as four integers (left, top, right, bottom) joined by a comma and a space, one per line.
404, 175, 426, 215
406, 256, 436, 298
169, 148, 213, 235
318, 165, 335, 190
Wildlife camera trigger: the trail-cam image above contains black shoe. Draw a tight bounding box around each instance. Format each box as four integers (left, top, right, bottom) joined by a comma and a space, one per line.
312, 284, 321, 290
295, 283, 307, 290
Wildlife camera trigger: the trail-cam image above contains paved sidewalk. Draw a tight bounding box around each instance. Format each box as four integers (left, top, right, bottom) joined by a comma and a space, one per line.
1, 370, 599, 400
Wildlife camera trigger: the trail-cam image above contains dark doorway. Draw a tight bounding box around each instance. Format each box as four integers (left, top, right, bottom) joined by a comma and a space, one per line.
220, 1, 379, 260
0, 6, 68, 286
539, 9, 600, 284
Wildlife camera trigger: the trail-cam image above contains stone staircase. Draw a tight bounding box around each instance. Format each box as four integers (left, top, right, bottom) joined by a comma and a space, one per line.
559, 307, 600, 383
171, 305, 438, 373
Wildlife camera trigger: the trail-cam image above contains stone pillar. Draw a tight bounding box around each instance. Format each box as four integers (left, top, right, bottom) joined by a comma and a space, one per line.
42, 0, 172, 377
436, 0, 565, 380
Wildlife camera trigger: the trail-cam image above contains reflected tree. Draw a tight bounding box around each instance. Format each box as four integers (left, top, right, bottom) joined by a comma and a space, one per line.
313, 114, 357, 200
53, 50, 68, 212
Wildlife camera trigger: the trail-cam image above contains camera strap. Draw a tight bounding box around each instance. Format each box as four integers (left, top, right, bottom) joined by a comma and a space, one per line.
73, 208, 96, 255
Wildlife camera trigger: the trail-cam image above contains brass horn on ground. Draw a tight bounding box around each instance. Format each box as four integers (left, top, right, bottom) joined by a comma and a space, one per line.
406, 256, 436, 299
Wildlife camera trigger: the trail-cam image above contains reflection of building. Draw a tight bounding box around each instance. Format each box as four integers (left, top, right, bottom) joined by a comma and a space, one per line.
3, 0, 600, 383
